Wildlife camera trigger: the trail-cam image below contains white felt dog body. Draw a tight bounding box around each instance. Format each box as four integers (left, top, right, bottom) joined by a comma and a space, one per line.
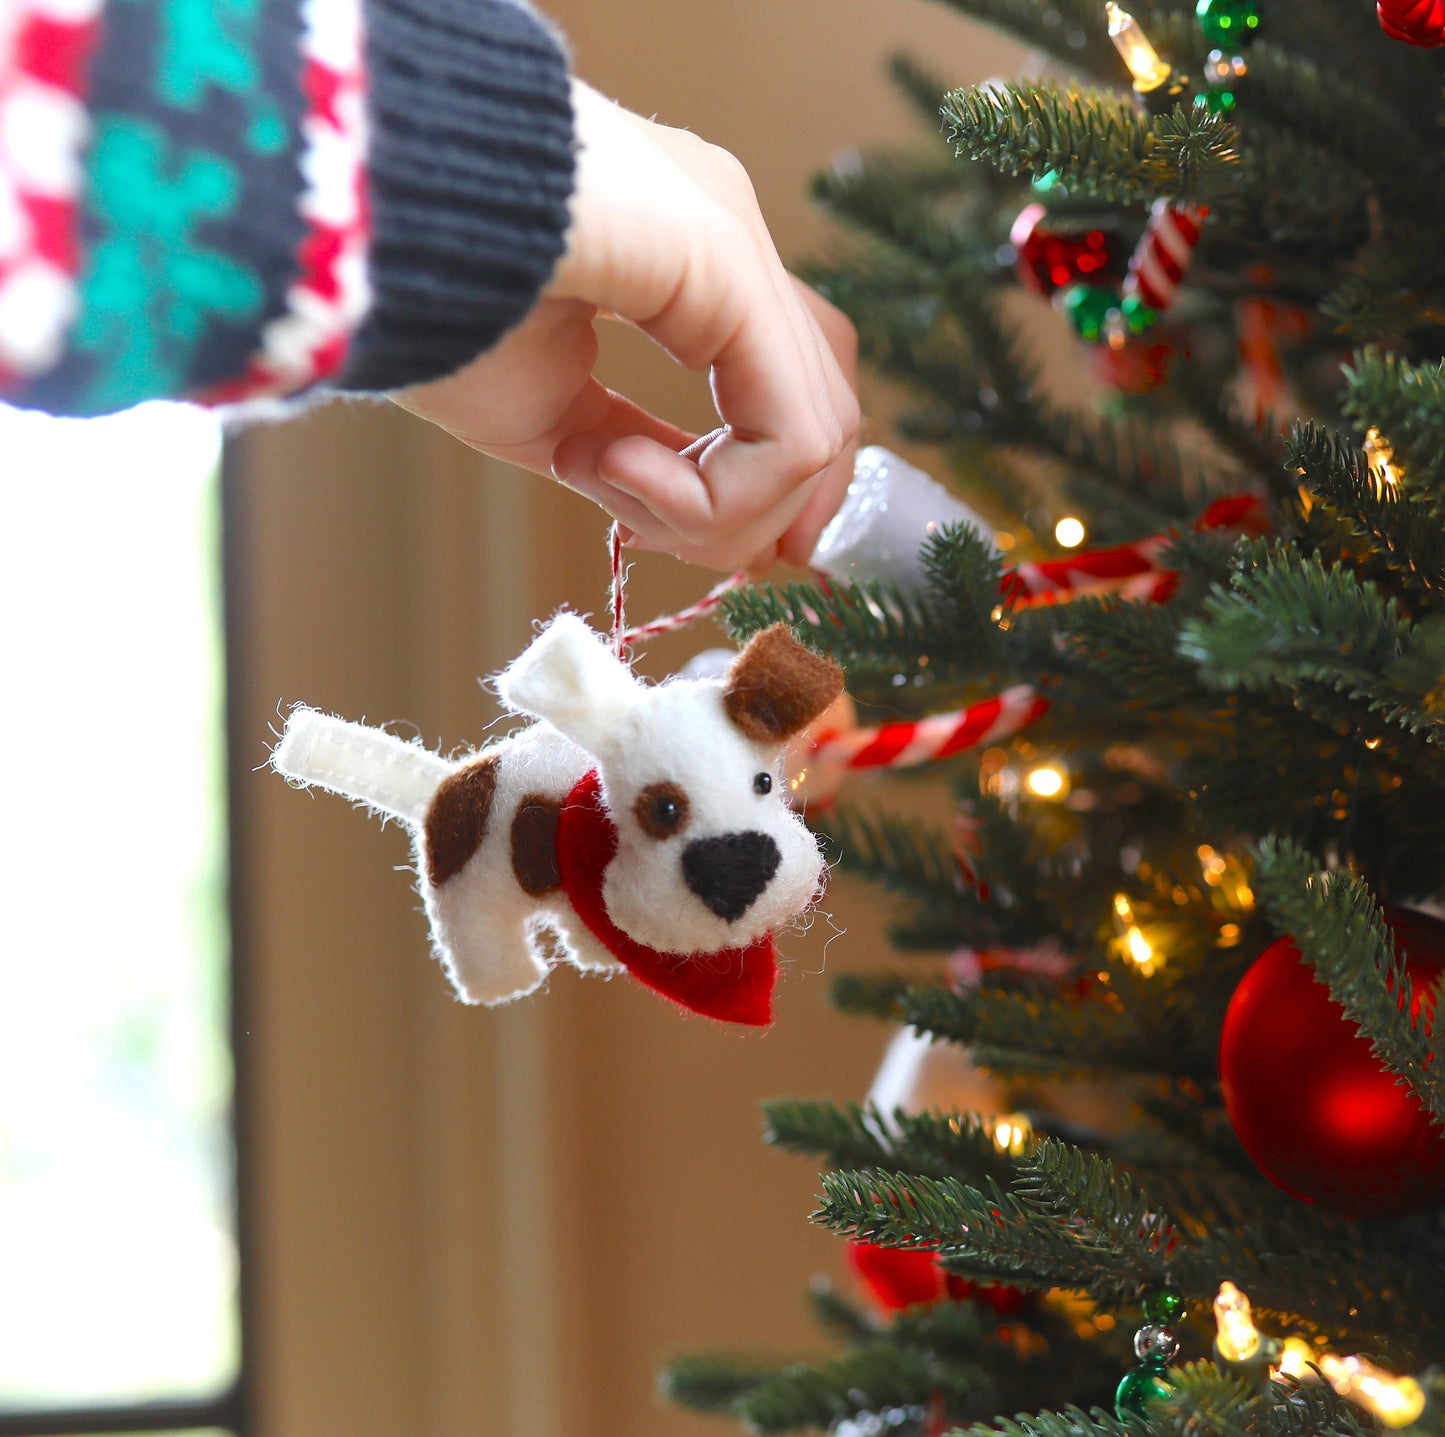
273, 615, 843, 1019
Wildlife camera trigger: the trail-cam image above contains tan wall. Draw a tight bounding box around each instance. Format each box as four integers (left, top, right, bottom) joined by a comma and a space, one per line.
233, 7, 1023, 1435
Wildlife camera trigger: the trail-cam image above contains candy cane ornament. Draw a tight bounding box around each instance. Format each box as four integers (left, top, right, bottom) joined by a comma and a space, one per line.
1123, 200, 1207, 315
794, 685, 1052, 807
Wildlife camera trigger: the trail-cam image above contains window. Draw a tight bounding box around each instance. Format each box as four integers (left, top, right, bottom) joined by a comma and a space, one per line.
0, 403, 243, 1435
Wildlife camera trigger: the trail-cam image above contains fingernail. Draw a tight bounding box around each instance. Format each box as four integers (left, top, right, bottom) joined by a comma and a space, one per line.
551, 432, 607, 493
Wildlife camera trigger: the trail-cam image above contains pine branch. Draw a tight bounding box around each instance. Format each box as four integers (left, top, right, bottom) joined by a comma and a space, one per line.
763, 1098, 1021, 1185
956, 1406, 1139, 1437
1177, 541, 1445, 754
736, 1344, 982, 1435
1252, 836, 1445, 1129
1161, 1362, 1265, 1437
722, 577, 948, 676
817, 1169, 1156, 1300
1286, 420, 1445, 600
833, 971, 914, 1022
942, 84, 1236, 207
815, 806, 991, 945
1059, 597, 1207, 712
1270, 1377, 1376, 1437
1343, 349, 1445, 490
659, 1351, 783, 1414
1013, 1139, 1187, 1273
896, 982, 1213, 1081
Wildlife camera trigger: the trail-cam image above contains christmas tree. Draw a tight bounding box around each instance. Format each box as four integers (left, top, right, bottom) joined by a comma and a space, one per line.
662, 2, 1445, 1434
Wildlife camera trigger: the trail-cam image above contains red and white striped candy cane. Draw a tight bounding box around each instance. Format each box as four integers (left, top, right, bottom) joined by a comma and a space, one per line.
797, 684, 1051, 808
1004, 534, 1172, 604
1003, 493, 1264, 606
1124, 201, 1207, 314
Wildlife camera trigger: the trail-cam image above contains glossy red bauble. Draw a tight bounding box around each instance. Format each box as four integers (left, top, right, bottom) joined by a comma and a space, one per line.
1011, 203, 1126, 298
1219, 908, 1445, 1216
847, 1241, 1027, 1314
1377, 0, 1445, 45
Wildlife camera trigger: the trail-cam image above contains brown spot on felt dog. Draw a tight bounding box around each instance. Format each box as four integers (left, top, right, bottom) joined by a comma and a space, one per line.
723, 624, 844, 744
634, 781, 690, 840
511, 794, 563, 895
425, 751, 500, 886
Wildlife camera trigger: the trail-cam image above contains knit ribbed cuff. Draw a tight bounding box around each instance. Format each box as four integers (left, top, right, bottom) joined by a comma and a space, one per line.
339, 0, 575, 393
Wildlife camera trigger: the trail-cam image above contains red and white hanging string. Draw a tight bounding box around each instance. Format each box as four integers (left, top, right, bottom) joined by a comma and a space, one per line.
608, 523, 749, 660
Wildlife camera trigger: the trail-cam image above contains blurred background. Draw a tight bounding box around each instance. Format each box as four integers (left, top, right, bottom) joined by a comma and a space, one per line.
0, 3, 1025, 1434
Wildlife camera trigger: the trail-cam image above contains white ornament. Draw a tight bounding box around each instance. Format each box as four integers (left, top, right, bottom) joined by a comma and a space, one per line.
809, 446, 996, 590
273, 616, 843, 1022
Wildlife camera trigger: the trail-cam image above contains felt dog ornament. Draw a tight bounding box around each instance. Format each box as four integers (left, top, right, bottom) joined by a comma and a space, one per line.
273, 616, 844, 1025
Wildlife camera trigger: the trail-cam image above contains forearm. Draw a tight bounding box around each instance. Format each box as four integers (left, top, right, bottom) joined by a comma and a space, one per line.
0, 0, 576, 417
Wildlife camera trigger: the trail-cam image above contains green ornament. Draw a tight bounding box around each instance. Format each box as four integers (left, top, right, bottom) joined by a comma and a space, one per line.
1063, 284, 1116, 344
1195, 0, 1260, 47
1196, 85, 1237, 112
1120, 292, 1159, 336
1116, 1363, 1178, 1419
1142, 1288, 1185, 1324
1031, 168, 1063, 194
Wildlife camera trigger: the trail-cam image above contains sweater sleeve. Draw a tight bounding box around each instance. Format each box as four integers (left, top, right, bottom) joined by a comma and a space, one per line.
0, 0, 576, 418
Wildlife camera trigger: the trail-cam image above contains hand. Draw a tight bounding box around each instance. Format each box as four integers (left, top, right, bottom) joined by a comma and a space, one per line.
394, 79, 859, 573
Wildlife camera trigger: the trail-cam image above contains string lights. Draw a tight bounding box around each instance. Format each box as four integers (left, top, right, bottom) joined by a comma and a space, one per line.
1365, 426, 1404, 493
1275, 1340, 1428, 1429
1112, 893, 1161, 975
1105, 2, 1172, 91
1211, 1283, 1432, 1429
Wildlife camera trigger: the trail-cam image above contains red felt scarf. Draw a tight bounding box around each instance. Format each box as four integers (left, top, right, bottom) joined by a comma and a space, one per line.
556, 770, 776, 1026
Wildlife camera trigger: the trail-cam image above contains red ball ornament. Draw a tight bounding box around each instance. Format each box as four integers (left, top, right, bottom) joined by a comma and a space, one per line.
1377, 0, 1445, 45
848, 1240, 946, 1311
847, 1241, 1029, 1314
1011, 203, 1126, 298
1219, 908, 1445, 1216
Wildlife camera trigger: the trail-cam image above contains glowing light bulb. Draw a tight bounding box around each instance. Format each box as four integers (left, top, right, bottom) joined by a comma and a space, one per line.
1365, 427, 1403, 492
1105, 2, 1172, 92
991, 1113, 1033, 1155
1213, 1281, 1260, 1363
1055, 516, 1087, 547
1318, 1355, 1427, 1428
1025, 763, 1068, 799
1125, 927, 1154, 966
1273, 1336, 1316, 1381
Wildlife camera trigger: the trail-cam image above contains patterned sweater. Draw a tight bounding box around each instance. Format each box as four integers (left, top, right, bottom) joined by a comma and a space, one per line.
0, 0, 575, 416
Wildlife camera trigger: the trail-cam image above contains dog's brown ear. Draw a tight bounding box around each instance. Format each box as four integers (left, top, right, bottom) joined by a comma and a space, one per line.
723, 625, 844, 744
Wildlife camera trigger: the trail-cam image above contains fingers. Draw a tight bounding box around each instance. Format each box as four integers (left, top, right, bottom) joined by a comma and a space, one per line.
543, 84, 860, 569
403, 80, 862, 574
572, 280, 858, 570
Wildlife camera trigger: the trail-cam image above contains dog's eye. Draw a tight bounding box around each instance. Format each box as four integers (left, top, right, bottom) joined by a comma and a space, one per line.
634, 781, 690, 840
753, 771, 772, 796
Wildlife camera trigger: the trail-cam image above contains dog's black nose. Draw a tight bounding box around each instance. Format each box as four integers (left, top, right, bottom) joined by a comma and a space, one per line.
682, 831, 781, 923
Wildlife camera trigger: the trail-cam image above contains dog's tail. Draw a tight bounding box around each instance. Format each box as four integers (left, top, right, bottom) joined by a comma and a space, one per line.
272, 707, 452, 827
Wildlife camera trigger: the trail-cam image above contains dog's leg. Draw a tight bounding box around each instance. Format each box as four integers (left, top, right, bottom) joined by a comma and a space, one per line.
427, 863, 550, 1005
548, 913, 624, 976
